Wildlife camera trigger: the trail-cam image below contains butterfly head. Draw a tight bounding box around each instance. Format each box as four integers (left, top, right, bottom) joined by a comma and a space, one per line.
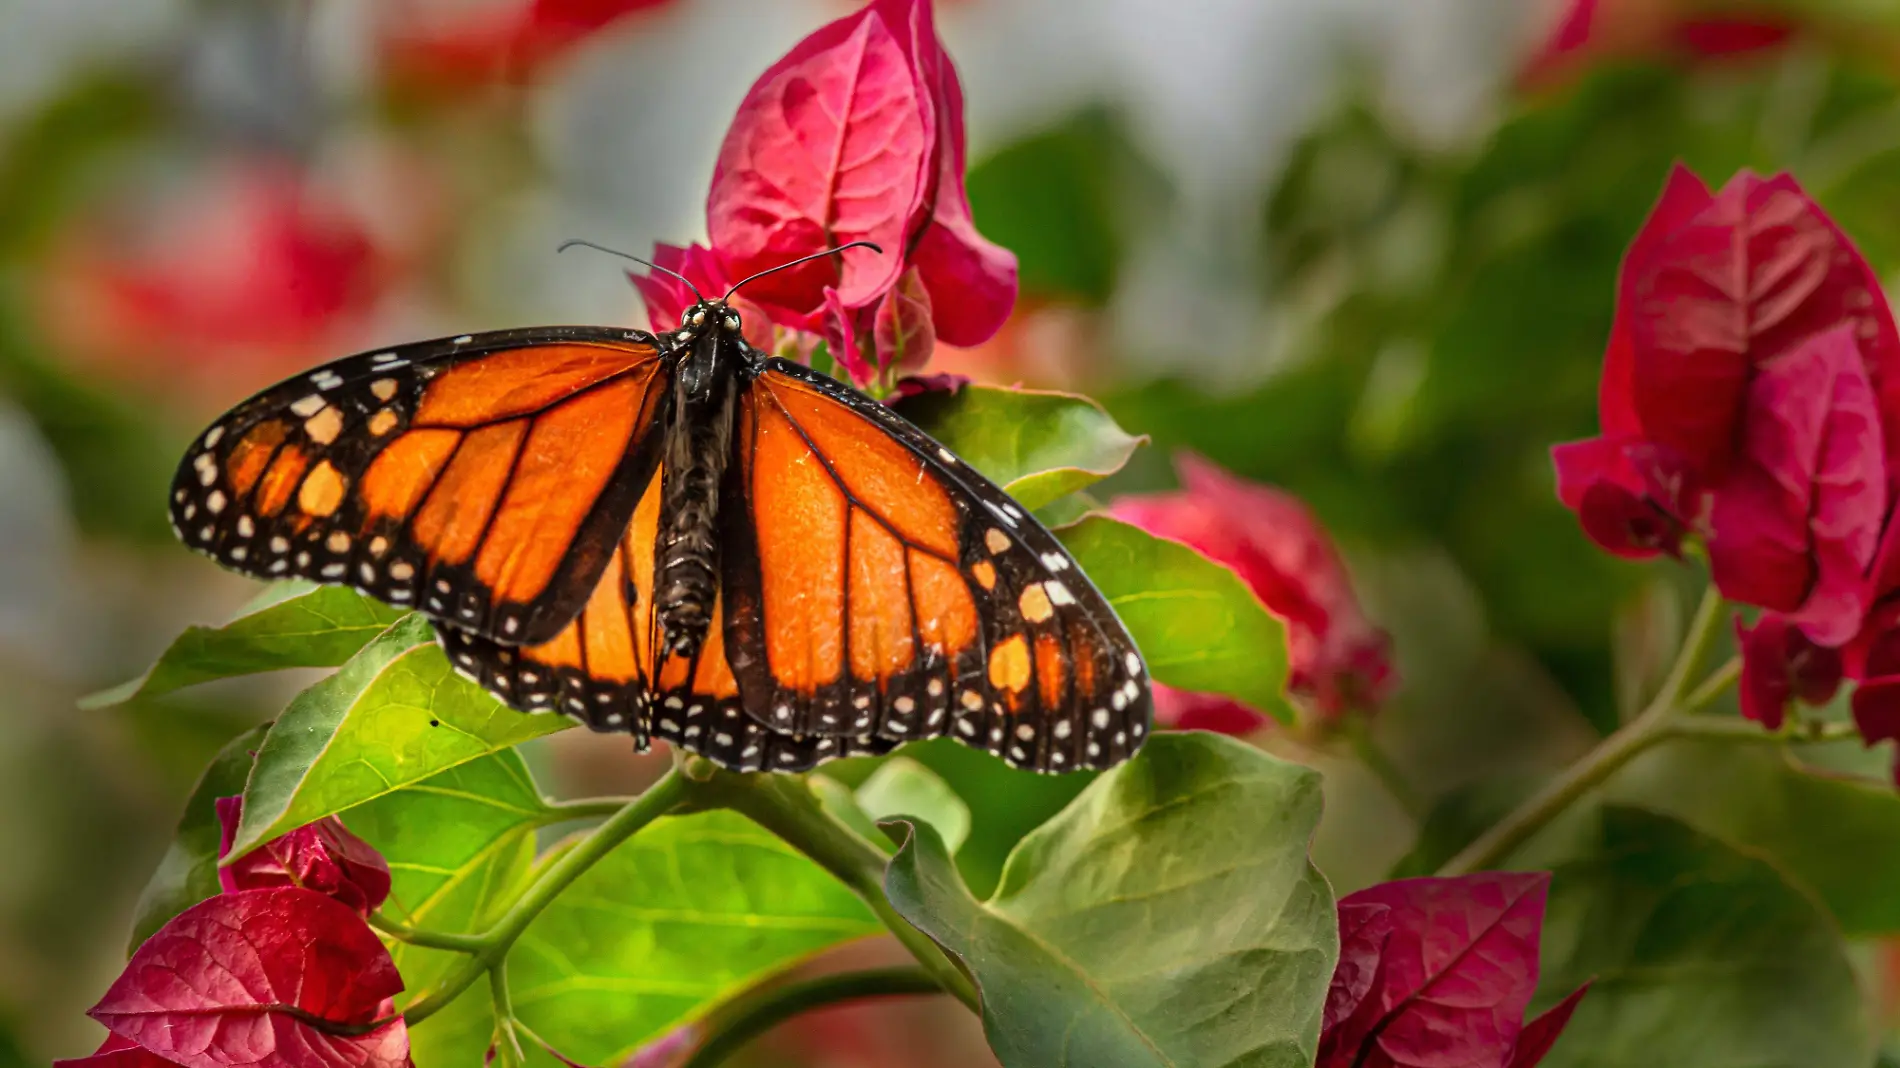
677, 301, 744, 337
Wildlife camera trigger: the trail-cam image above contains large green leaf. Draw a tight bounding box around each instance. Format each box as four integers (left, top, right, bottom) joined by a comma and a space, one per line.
885, 732, 1337, 1068
1537, 806, 1871, 1068
1606, 738, 1900, 936
896, 385, 1146, 511
345, 749, 547, 1067
1058, 516, 1292, 721
126, 723, 270, 952
508, 810, 880, 1064
82, 583, 407, 708
228, 614, 567, 858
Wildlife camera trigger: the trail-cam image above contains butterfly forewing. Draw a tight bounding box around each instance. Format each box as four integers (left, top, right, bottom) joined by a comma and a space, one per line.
169, 328, 669, 646
720, 361, 1153, 772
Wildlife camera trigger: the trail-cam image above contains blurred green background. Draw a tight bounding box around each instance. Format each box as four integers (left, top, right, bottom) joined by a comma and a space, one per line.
10, 0, 1900, 1064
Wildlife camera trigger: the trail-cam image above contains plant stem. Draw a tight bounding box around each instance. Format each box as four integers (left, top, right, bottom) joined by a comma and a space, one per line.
1681, 656, 1741, 712
1438, 586, 1728, 877
538, 797, 639, 824
689, 769, 981, 1013
402, 769, 689, 1026
489, 966, 526, 1068
369, 912, 488, 953
1665, 716, 1861, 744
679, 967, 944, 1068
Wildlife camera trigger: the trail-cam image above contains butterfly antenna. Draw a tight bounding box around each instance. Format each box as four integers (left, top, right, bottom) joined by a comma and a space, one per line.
557, 239, 705, 304
721, 240, 884, 302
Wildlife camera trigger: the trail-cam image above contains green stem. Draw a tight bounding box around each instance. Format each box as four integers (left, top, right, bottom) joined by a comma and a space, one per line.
402, 769, 689, 1026
679, 967, 944, 1068
1665, 716, 1861, 744
489, 966, 526, 1068
687, 768, 981, 1013
1681, 656, 1741, 712
537, 797, 638, 824
369, 912, 488, 953
1438, 586, 1728, 877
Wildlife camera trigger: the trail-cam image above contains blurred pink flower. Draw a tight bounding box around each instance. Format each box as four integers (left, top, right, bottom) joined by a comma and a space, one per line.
1522, 0, 1796, 87
1735, 613, 1843, 731
377, 0, 681, 90
39, 156, 433, 406
1109, 452, 1394, 731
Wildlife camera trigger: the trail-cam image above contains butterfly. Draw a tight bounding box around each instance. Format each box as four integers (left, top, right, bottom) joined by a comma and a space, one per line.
168, 249, 1153, 774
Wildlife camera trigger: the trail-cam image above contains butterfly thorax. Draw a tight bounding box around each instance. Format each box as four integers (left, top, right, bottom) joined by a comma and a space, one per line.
654, 302, 751, 657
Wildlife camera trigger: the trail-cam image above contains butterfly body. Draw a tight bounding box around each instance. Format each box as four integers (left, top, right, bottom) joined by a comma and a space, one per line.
655, 305, 748, 658
171, 301, 1153, 773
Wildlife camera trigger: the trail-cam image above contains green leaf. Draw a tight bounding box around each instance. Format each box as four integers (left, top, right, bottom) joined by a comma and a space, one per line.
345, 749, 547, 1068
1537, 806, 1871, 1068
509, 810, 881, 1064
126, 723, 270, 952
82, 583, 407, 709
1606, 739, 1900, 936
895, 385, 1146, 511
885, 732, 1337, 1068
897, 738, 1097, 899
809, 774, 889, 847
855, 756, 971, 855
228, 614, 567, 858
1058, 516, 1292, 721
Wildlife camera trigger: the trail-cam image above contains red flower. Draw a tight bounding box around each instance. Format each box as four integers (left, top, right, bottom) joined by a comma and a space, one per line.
215, 797, 392, 916
1521, 0, 1797, 87
89, 888, 408, 1068
1841, 528, 1900, 779
637, 0, 1015, 391
377, 0, 680, 90
1735, 614, 1843, 730
1109, 452, 1394, 730
1554, 166, 1898, 646
1319, 874, 1588, 1068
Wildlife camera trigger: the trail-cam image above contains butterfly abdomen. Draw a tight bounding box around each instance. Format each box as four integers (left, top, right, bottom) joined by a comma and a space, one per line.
655, 338, 742, 656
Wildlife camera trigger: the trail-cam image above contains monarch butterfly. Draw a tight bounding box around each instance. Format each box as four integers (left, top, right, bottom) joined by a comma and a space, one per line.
168, 249, 1152, 774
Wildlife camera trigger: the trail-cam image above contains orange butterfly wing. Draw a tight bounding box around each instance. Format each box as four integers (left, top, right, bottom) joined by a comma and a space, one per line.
719, 361, 1152, 773
171, 328, 669, 645
436, 465, 897, 771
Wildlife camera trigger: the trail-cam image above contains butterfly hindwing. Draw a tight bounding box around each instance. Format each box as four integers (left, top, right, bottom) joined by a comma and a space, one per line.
170, 327, 670, 646
720, 359, 1153, 772
435, 460, 897, 772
